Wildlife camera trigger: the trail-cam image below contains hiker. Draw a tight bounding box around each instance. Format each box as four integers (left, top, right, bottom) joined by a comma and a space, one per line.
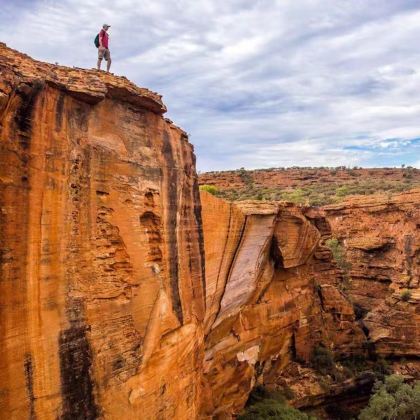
97, 24, 111, 72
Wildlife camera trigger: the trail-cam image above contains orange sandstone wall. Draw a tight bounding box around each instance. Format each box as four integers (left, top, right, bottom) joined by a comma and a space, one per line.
200, 192, 365, 417
1, 44, 418, 420
199, 190, 419, 417
324, 190, 420, 357
0, 44, 205, 419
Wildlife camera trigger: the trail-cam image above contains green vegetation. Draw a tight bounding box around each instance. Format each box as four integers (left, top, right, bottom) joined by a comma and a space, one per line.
238, 167, 254, 186
246, 385, 294, 406
205, 167, 420, 205
310, 345, 336, 376
238, 385, 315, 420
325, 238, 352, 289
238, 399, 315, 420
359, 375, 420, 420
310, 344, 392, 385
400, 289, 412, 302
325, 238, 351, 272
239, 362, 409, 420
199, 184, 218, 195
340, 355, 391, 381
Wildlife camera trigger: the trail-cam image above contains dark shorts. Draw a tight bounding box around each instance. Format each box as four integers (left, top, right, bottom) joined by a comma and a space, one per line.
98, 47, 111, 61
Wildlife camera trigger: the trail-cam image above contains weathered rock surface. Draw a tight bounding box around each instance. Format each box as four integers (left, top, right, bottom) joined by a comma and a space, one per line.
1, 44, 419, 420
324, 190, 420, 358
200, 192, 366, 417
0, 43, 205, 419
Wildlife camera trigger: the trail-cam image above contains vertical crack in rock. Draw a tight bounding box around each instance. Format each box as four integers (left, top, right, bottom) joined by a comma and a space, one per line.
270, 234, 284, 269
162, 130, 183, 324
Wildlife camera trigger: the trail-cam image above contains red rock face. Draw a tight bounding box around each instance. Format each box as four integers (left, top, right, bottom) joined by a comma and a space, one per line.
324, 191, 420, 358
0, 44, 205, 419
1, 45, 418, 420
200, 192, 365, 417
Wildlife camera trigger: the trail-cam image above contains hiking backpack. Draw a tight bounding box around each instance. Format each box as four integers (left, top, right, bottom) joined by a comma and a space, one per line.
94, 34, 99, 48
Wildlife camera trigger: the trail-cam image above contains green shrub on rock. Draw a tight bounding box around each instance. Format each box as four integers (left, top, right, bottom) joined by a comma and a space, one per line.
199, 184, 218, 195
400, 289, 411, 302
238, 399, 315, 420
359, 375, 420, 420
239, 386, 315, 420
310, 345, 335, 376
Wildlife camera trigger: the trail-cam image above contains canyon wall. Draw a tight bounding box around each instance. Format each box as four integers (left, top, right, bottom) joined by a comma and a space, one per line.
200, 192, 367, 417
200, 189, 419, 417
324, 191, 420, 358
1, 45, 418, 420
0, 44, 205, 419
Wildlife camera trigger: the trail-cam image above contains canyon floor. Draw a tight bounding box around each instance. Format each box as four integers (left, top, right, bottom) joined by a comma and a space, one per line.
0, 44, 419, 419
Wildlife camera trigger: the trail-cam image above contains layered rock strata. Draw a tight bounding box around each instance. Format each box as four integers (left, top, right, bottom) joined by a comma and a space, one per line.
0, 43, 205, 419
200, 190, 419, 417
200, 192, 366, 417
1, 44, 419, 420
324, 190, 420, 358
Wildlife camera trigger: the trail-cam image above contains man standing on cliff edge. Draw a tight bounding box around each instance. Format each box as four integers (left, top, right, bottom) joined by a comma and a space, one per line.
97, 24, 111, 72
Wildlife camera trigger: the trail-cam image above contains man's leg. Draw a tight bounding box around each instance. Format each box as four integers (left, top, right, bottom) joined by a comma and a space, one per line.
97, 47, 105, 70
106, 50, 112, 72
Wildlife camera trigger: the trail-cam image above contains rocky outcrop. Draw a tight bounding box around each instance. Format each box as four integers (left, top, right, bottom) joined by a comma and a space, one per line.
200, 192, 365, 417
0, 43, 205, 419
324, 190, 420, 358
200, 189, 419, 417
1, 44, 418, 420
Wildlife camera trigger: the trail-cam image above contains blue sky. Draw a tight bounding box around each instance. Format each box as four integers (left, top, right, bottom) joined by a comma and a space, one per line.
1, 0, 420, 170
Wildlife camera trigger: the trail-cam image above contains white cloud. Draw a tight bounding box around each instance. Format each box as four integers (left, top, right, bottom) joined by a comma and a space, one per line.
1, 0, 420, 170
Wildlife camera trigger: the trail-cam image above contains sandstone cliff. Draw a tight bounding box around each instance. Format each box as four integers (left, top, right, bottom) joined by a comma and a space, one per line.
1, 45, 418, 420
200, 192, 366, 417
0, 43, 205, 419
324, 190, 420, 358
200, 189, 419, 417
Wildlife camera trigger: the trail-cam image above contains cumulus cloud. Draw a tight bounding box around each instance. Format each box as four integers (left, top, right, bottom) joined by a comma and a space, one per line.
1, 0, 419, 170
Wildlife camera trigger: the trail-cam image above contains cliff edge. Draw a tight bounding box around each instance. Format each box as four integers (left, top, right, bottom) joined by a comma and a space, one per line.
0, 43, 205, 419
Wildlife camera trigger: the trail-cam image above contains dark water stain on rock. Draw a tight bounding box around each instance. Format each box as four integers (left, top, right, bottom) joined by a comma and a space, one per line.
193, 175, 206, 296
162, 130, 183, 324
59, 322, 99, 420
55, 92, 65, 131
24, 353, 36, 419
14, 82, 44, 149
